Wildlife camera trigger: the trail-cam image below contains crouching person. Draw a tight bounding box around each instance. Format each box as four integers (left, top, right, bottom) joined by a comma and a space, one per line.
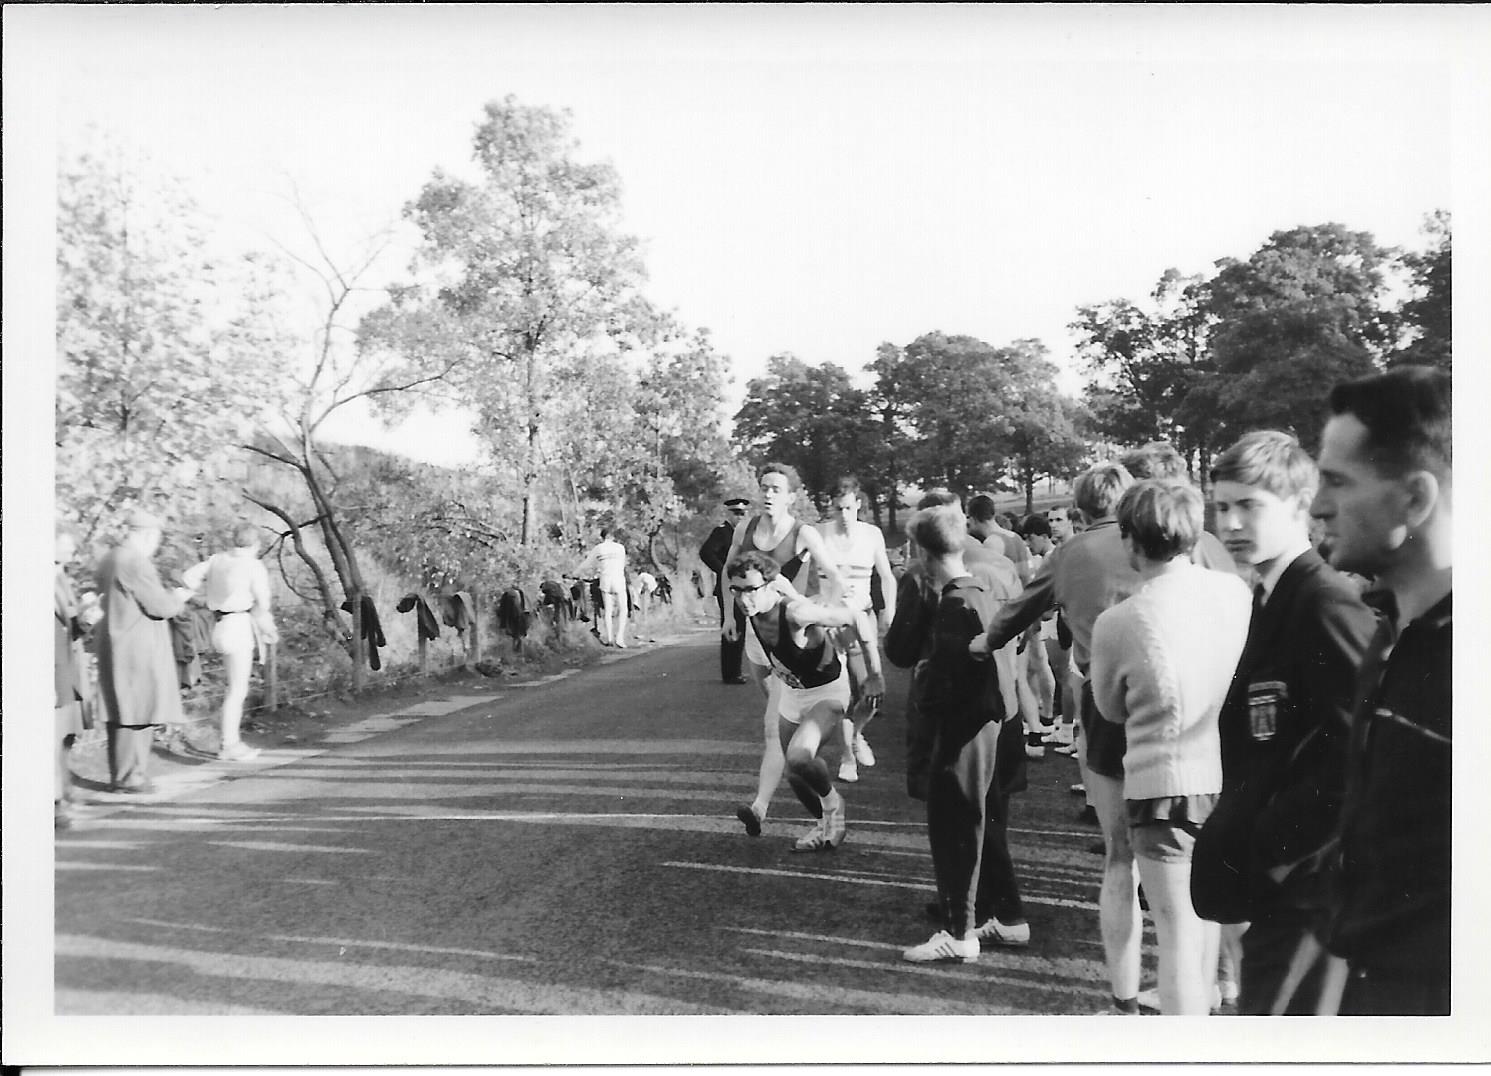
726, 551, 883, 852
904, 503, 1029, 963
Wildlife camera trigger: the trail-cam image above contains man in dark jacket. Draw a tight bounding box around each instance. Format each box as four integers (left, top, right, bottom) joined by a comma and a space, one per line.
700, 496, 751, 683
1298, 366, 1452, 1016
1193, 431, 1378, 1014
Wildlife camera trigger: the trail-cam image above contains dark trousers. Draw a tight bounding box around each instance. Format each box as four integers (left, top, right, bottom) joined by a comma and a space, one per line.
107, 723, 154, 787
926, 711, 1025, 936
716, 593, 746, 681
1242, 916, 1326, 1015
905, 661, 932, 801
1341, 965, 1450, 1016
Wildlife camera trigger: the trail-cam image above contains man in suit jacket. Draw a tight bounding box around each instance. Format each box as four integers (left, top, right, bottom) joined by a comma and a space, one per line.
700, 496, 751, 683
1192, 431, 1378, 1014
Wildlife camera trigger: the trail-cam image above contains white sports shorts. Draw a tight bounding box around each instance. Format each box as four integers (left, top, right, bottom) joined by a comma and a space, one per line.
775, 664, 851, 726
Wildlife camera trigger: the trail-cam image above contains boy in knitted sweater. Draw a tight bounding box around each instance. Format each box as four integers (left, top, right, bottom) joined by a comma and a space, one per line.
1090, 479, 1251, 1013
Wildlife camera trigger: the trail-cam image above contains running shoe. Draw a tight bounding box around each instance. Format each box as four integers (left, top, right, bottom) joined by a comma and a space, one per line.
791, 816, 829, 852
975, 917, 1031, 948
1136, 987, 1162, 1013
1053, 742, 1079, 756
852, 732, 876, 767
735, 803, 763, 838
823, 796, 846, 847
1069, 782, 1086, 795
838, 758, 859, 783
218, 742, 261, 762
902, 930, 979, 963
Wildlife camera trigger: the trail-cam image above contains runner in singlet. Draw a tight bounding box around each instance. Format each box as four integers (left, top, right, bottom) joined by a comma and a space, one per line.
722, 463, 848, 837
727, 550, 883, 851
816, 476, 897, 783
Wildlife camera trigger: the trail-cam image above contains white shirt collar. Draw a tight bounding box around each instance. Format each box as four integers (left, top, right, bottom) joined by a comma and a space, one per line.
1257, 539, 1313, 604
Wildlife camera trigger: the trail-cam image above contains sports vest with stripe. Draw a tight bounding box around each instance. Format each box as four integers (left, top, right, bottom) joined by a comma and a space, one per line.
751, 604, 842, 689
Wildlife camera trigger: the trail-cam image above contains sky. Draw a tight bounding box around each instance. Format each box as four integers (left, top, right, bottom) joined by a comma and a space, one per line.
10, 4, 1480, 467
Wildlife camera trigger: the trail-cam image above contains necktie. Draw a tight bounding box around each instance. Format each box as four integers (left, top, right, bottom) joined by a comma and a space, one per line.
1252, 582, 1267, 617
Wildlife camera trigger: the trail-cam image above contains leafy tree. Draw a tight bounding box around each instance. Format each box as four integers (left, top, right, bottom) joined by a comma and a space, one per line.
1390, 210, 1451, 370
1206, 223, 1388, 448
733, 354, 877, 510
55, 145, 293, 546
386, 96, 651, 545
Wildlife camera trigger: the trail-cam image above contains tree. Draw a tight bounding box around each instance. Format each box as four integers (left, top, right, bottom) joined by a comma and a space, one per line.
732, 354, 877, 510
55, 144, 293, 545
1206, 224, 1388, 448
1391, 210, 1451, 370
998, 340, 1092, 512
390, 96, 650, 545
245, 198, 468, 689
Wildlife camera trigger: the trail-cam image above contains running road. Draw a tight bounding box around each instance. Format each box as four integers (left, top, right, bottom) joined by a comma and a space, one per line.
54, 629, 1146, 1016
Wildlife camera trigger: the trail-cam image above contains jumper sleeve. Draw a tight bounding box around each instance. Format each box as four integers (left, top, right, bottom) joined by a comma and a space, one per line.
982, 550, 1056, 650
884, 574, 934, 668
1088, 607, 1128, 725
116, 549, 186, 620
180, 558, 211, 594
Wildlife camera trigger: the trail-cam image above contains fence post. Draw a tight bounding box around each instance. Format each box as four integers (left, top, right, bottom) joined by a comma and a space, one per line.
265, 642, 279, 710
470, 593, 482, 667
419, 632, 429, 675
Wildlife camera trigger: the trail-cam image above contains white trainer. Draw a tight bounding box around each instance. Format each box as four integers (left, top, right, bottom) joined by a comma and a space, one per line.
975, 917, 1031, 947
852, 732, 876, 767
792, 816, 829, 852
838, 758, 859, 783
902, 930, 979, 963
823, 795, 846, 847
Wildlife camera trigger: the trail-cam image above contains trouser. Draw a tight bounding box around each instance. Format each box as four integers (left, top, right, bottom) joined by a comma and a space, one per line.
905, 661, 933, 801
715, 593, 746, 680
107, 723, 155, 786
1242, 915, 1327, 1015
56, 704, 79, 802
1340, 965, 1449, 1016
926, 711, 1024, 936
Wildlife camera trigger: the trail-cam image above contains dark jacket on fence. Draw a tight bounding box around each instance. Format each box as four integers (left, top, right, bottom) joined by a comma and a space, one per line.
169, 607, 216, 688
396, 593, 441, 642
442, 591, 476, 635
340, 595, 386, 670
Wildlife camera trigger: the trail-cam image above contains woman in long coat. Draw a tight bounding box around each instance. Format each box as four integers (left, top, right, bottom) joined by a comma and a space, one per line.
95, 510, 188, 793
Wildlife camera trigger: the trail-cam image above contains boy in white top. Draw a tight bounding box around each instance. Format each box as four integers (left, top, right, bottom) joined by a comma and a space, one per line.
1090, 480, 1251, 1013
182, 523, 279, 761
816, 477, 897, 783
579, 528, 629, 648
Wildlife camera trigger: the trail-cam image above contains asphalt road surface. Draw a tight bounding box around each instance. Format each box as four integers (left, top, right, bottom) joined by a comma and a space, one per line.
55, 628, 1152, 1016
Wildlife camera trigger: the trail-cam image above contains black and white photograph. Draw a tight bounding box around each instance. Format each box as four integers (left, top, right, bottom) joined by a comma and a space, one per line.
3, 2, 1488, 1067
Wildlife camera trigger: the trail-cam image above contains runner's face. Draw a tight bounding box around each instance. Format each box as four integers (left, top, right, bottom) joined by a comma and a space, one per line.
1212, 480, 1308, 571
730, 570, 776, 616
832, 494, 859, 523
1047, 513, 1072, 540
759, 473, 792, 516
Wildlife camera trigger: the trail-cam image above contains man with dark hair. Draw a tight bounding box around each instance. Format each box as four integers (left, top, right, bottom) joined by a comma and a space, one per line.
1192, 430, 1378, 1014
967, 493, 1031, 582
1289, 366, 1452, 1016
700, 496, 752, 683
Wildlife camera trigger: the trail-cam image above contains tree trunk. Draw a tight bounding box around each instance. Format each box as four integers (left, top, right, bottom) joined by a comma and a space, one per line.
349, 588, 365, 693
1024, 471, 1036, 515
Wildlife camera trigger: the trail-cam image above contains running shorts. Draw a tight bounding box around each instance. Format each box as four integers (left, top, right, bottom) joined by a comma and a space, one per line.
775, 663, 851, 725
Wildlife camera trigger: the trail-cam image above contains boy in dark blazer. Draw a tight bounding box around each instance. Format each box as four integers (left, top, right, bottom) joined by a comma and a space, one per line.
1192, 431, 1378, 1014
